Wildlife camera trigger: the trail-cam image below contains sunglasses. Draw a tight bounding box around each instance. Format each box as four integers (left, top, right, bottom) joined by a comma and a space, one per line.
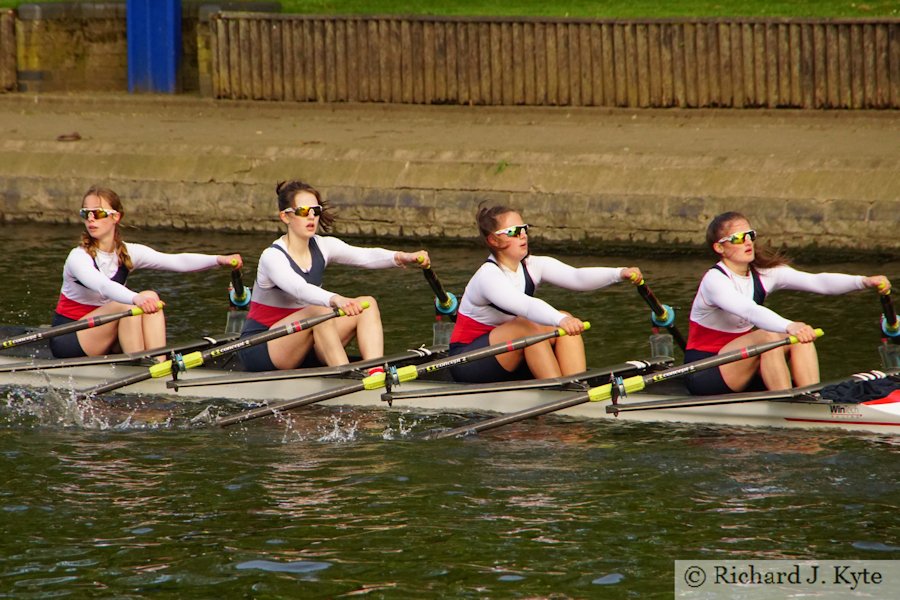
79, 208, 119, 220
494, 224, 530, 237
283, 205, 323, 218
717, 229, 757, 245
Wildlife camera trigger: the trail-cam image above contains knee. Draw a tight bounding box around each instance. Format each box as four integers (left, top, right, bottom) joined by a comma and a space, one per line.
360, 296, 379, 313
140, 290, 161, 302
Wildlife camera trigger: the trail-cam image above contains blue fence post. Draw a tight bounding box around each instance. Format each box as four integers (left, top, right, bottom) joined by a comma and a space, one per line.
127, 0, 182, 93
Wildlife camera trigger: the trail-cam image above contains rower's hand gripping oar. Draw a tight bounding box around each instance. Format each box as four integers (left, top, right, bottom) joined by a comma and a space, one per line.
0, 303, 163, 350
216, 322, 591, 428
228, 260, 251, 309
428, 329, 823, 439
77, 304, 365, 398
878, 285, 899, 340
420, 260, 458, 318
632, 276, 686, 350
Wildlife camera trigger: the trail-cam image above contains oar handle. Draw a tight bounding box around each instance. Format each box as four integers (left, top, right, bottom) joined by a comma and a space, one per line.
632, 276, 686, 350
880, 289, 899, 337
421, 266, 459, 316
1, 303, 160, 350
229, 264, 251, 308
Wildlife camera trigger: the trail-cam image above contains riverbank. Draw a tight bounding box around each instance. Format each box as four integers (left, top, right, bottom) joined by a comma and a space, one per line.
1, 92, 898, 257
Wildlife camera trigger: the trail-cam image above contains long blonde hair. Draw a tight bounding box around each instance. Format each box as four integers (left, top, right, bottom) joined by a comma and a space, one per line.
80, 186, 133, 271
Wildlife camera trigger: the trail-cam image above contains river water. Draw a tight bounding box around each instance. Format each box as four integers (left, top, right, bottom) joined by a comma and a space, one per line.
1, 223, 898, 598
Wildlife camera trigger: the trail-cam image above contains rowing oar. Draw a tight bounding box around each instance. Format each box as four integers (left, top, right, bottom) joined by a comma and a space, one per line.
879, 287, 899, 339
216, 322, 590, 428
0, 332, 240, 373
229, 264, 252, 309
633, 276, 686, 350
0, 303, 163, 351
422, 264, 459, 317
428, 329, 823, 439
77, 304, 362, 398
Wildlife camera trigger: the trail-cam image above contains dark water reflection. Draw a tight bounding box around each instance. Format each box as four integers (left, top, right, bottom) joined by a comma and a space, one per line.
1, 224, 898, 597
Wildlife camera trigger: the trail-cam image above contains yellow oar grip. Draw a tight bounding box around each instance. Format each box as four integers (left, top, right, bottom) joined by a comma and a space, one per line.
336, 301, 370, 317
130, 301, 165, 317
556, 321, 591, 337
788, 328, 824, 345
230, 258, 239, 267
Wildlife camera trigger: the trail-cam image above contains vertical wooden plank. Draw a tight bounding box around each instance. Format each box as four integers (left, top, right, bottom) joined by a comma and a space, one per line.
601, 23, 616, 106
789, 23, 801, 106
695, 22, 709, 107
613, 23, 627, 105
546, 22, 559, 105
705, 22, 719, 106
660, 23, 674, 107
513, 22, 525, 104
874, 24, 889, 107
423, 20, 435, 103
839, 24, 852, 108
850, 24, 864, 108
566, 22, 580, 106
457, 20, 470, 104
321, 20, 334, 101
890, 21, 900, 107
765, 23, 778, 107
525, 22, 538, 104
218, 18, 233, 98
478, 22, 491, 104
238, 18, 252, 99
775, 23, 789, 106
490, 22, 503, 105
412, 20, 425, 104
753, 23, 767, 107
291, 20, 304, 101
578, 24, 593, 105
825, 24, 839, 107
741, 23, 755, 105
729, 23, 744, 107
444, 22, 458, 103
279, 19, 293, 102
862, 24, 876, 108
624, 23, 639, 107
259, 18, 272, 99
399, 20, 412, 103
335, 20, 349, 102
468, 22, 481, 104
590, 23, 606, 106
683, 22, 697, 107
500, 22, 514, 105
371, 20, 385, 101
800, 23, 814, 108
271, 20, 283, 101
251, 18, 263, 99
814, 23, 827, 108
647, 23, 662, 107
346, 19, 359, 102
556, 22, 570, 106
717, 22, 732, 107
636, 23, 650, 107
672, 23, 686, 107
386, 18, 403, 103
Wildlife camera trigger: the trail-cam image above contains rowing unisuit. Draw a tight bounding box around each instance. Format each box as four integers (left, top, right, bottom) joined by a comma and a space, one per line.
687, 261, 866, 353
55, 244, 220, 319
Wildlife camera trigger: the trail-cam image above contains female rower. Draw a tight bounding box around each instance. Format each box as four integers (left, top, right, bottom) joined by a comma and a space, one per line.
238, 180, 429, 371
684, 211, 892, 395
448, 204, 642, 383
50, 185, 242, 358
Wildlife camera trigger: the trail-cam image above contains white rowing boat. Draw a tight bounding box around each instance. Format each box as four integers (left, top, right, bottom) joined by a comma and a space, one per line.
2, 345, 899, 435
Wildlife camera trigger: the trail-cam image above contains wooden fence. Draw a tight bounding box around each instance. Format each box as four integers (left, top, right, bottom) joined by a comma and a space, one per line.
0, 10, 14, 93
209, 14, 900, 108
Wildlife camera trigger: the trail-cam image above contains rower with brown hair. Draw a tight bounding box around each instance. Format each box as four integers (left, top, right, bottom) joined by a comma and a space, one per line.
447, 204, 642, 383
684, 211, 892, 395
51, 185, 242, 358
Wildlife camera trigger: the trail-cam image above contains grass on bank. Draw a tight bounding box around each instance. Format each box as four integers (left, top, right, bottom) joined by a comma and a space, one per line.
0, 0, 898, 17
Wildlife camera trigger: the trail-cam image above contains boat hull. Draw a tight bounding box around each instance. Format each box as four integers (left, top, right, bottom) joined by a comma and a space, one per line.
2, 355, 899, 434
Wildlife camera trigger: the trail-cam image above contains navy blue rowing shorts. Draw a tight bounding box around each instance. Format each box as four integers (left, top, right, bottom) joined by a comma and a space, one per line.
448, 333, 533, 383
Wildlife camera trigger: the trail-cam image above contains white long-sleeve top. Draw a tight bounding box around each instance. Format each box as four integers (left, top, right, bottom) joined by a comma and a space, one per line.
687, 261, 865, 352
450, 255, 625, 344
247, 235, 398, 325
55, 243, 220, 319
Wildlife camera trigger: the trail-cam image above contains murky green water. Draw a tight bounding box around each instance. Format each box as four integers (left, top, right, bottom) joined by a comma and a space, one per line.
1, 223, 898, 598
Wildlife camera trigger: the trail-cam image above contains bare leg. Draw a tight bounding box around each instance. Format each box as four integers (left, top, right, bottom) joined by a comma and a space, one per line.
118, 291, 165, 354
719, 329, 788, 392
267, 308, 321, 369
333, 296, 383, 360
552, 311, 586, 375
490, 317, 566, 379
75, 303, 128, 356
788, 342, 819, 387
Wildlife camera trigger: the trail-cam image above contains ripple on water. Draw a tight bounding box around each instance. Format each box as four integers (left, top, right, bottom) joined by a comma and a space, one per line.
236, 559, 332, 575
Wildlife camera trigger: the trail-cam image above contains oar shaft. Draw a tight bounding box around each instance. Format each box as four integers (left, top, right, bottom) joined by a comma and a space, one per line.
422, 267, 450, 306
634, 278, 686, 350
1, 305, 153, 350
217, 382, 366, 427
881, 291, 899, 334
230, 267, 251, 307
431, 330, 820, 439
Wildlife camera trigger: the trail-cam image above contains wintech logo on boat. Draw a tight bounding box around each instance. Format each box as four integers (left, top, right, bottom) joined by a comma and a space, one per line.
829, 404, 863, 420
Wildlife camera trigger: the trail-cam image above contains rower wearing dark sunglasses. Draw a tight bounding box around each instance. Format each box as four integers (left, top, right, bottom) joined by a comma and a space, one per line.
50, 185, 243, 359
447, 204, 642, 383
238, 180, 429, 372
684, 211, 891, 395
